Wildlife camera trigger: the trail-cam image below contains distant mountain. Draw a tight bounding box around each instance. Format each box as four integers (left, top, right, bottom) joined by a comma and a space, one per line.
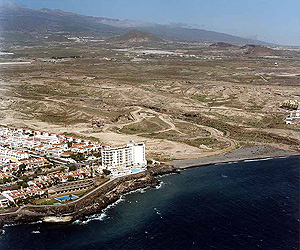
93, 17, 155, 29
108, 30, 166, 44
0, 4, 268, 45
0, 4, 121, 37
241, 44, 277, 57
136, 26, 265, 45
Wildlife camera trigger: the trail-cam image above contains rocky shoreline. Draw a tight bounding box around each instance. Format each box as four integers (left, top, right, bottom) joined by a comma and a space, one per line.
0, 164, 178, 228
1, 146, 299, 230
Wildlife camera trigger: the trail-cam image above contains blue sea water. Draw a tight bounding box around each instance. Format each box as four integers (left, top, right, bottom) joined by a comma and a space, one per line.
0, 157, 299, 250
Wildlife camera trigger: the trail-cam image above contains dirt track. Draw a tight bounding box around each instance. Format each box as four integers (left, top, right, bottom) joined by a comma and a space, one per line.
0, 106, 238, 160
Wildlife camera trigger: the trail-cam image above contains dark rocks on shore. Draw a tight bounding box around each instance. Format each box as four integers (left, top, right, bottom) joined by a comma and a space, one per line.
0, 220, 3, 234
0, 164, 177, 226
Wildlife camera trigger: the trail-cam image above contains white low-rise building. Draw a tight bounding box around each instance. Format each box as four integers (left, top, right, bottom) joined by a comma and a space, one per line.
0, 194, 9, 208
286, 110, 300, 125
0, 126, 102, 159
2, 186, 44, 203
0, 147, 29, 160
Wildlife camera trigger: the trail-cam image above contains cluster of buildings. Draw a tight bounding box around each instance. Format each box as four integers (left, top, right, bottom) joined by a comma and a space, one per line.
0, 146, 29, 161
0, 156, 50, 180
0, 172, 12, 180
0, 127, 101, 159
30, 166, 94, 188
281, 100, 299, 110
280, 100, 300, 126
1, 186, 44, 207
48, 179, 94, 196
286, 110, 300, 125
0, 126, 148, 208
19, 158, 50, 170
0, 166, 95, 207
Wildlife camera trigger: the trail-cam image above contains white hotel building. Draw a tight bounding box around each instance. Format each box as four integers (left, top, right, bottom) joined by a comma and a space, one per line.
101, 142, 146, 175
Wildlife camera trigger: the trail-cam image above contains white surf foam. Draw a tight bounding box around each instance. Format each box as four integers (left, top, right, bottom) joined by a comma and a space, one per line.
154, 208, 161, 215
75, 195, 127, 224
28, 221, 43, 225
155, 181, 164, 189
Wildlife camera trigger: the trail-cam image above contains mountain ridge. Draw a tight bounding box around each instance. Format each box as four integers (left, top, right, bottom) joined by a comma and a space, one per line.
0, 4, 269, 45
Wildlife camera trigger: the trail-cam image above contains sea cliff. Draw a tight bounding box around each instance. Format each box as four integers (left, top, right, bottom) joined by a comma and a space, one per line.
0, 164, 177, 226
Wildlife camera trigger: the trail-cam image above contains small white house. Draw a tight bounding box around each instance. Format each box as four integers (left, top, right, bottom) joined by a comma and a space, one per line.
0, 194, 9, 208
286, 110, 300, 125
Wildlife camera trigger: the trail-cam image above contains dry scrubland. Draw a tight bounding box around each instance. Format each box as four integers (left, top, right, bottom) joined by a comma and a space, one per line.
0, 42, 299, 160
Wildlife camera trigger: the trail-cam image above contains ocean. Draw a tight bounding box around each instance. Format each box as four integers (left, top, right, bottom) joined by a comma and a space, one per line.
0, 157, 299, 250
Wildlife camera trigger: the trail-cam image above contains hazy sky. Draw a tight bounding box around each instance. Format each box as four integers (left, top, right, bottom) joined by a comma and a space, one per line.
6, 0, 300, 45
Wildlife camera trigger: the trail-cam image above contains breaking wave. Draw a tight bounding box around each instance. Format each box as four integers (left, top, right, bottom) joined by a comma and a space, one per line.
74, 186, 151, 225
74, 195, 127, 225
155, 181, 164, 189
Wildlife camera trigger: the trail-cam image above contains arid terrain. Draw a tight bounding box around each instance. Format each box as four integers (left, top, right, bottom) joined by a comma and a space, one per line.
0, 35, 299, 161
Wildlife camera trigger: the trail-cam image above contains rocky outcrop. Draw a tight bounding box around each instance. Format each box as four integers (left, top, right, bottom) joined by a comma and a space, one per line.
0, 164, 177, 226
108, 30, 166, 44
210, 42, 235, 48
241, 44, 277, 57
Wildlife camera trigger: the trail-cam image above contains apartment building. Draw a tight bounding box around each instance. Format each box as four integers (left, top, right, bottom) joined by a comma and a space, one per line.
101, 142, 146, 173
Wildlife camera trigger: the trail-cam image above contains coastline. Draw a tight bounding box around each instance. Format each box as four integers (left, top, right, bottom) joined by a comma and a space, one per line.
168, 145, 300, 169
2, 150, 298, 249
0, 164, 177, 227
0, 145, 299, 229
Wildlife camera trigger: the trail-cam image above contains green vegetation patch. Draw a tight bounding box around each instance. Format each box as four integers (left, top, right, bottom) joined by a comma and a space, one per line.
181, 113, 299, 146
183, 137, 217, 147
174, 121, 210, 137
120, 117, 169, 134
142, 130, 183, 140
192, 94, 210, 102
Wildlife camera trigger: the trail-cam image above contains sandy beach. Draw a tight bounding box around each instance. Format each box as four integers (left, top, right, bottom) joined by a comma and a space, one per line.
168, 145, 300, 169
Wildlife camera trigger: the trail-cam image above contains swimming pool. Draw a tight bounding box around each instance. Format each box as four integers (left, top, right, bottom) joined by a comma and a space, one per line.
55, 194, 79, 202
131, 168, 142, 172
